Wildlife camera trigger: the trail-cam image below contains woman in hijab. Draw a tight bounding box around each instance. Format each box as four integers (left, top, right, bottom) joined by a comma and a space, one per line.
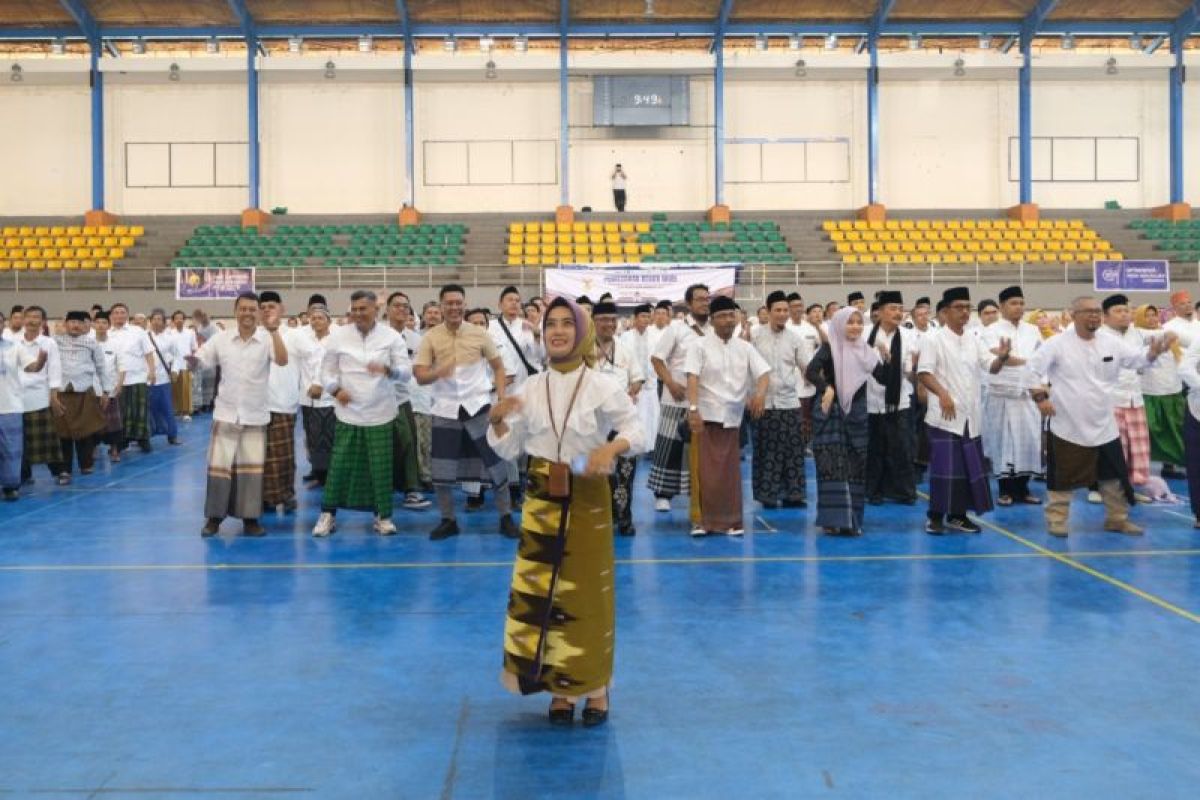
1025, 309, 1056, 340
486, 296, 644, 728
805, 307, 888, 536
1135, 304, 1187, 478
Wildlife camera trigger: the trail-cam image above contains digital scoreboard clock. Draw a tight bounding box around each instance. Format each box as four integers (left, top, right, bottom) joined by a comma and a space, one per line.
593, 76, 690, 126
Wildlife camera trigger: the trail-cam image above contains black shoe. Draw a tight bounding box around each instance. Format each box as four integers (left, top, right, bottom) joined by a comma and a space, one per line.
201, 517, 222, 537
301, 472, 315, 482
430, 518, 460, 541
781, 498, 807, 509
242, 519, 266, 537
509, 485, 524, 506
946, 515, 981, 534
168, 438, 182, 446
499, 514, 520, 539
618, 524, 636, 537
3, 489, 18, 502
548, 701, 576, 726
582, 694, 609, 728
465, 495, 484, 512
925, 518, 946, 536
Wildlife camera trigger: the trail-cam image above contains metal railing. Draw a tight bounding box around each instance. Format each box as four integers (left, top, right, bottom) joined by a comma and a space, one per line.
1, 259, 1192, 294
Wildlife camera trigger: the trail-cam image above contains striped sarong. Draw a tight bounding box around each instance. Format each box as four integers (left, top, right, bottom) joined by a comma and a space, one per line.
0, 412, 22, 489
1114, 406, 1151, 486
301, 406, 336, 473
22, 407, 60, 466
120, 382, 150, 442
927, 425, 993, 517
262, 411, 296, 505
430, 408, 509, 489
392, 402, 421, 494
204, 421, 266, 520
647, 404, 689, 498
171, 369, 193, 415
323, 419, 394, 518
811, 391, 870, 531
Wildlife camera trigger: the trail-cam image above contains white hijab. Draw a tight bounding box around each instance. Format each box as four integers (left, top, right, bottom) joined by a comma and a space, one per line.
828, 307, 880, 415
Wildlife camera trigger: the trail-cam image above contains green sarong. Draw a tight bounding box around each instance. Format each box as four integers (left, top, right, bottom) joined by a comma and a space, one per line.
322, 419, 394, 518
1145, 392, 1186, 466
392, 401, 421, 493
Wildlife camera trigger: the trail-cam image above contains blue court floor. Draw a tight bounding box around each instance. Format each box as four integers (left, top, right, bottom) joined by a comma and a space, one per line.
2, 417, 1200, 799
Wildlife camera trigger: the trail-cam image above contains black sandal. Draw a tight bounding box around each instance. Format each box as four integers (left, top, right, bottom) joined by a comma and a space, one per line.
548, 699, 576, 726
582, 691, 609, 728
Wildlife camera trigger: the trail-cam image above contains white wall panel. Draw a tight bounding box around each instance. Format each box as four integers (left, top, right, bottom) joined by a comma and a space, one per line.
0, 84, 91, 215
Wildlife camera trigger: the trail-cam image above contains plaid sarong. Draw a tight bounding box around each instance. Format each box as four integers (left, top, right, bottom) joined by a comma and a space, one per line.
205, 421, 266, 520
322, 419, 394, 518
430, 408, 509, 489
22, 407, 60, 466
0, 412, 22, 489
647, 404, 690, 498
927, 425, 993, 517
415, 412, 432, 484
120, 382, 150, 442
392, 402, 421, 493
1114, 405, 1151, 486
263, 411, 297, 505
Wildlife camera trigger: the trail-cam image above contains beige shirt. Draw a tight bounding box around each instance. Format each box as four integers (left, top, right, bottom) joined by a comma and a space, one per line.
414, 322, 501, 419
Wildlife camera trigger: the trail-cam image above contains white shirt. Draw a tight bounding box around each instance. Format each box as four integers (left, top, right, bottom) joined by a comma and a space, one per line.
612, 172, 627, 191
487, 366, 644, 463
865, 325, 918, 414
146, 329, 181, 387
651, 316, 709, 409
684, 333, 771, 428
753, 324, 808, 410
268, 327, 310, 415
981, 318, 1044, 399
489, 316, 541, 391
1140, 337, 1182, 397
406, 329, 433, 415
618, 327, 655, 389
1165, 315, 1200, 349
195, 327, 277, 426
0, 339, 34, 415
392, 327, 424, 407
785, 319, 821, 398
167, 326, 198, 370
1178, 339, 1200, 421
1104, 325, 1145, 409
1, 328, 19, 344
320, 322, 411, 427
1030, 327, 1152, 447
109, 324, 154, 386
298, 328, 336, 410
93, 336, 119, 396
917, 325, 996, 437
17, 334, 61, 412
593, 338, 644, 393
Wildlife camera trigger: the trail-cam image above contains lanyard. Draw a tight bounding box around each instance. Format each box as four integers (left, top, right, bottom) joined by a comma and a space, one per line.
547, 367, 588, 463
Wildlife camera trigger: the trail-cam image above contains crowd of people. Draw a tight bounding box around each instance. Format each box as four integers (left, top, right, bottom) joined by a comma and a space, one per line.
5, 281, 1200, 726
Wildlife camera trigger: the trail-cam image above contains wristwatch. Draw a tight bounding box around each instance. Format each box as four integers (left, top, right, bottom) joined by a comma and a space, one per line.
688, 404, 698, 412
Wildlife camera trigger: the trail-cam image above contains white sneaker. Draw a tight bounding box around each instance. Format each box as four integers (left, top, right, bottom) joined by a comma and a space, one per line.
312, 512, 336, 537
1087, 491, 1102, 504
402, 492, 432, 510
374, 516, 398, 536
726, 527, 744, 537
655, 498, 671, 512
690, 525, 706, 537
181, 415, 192, 423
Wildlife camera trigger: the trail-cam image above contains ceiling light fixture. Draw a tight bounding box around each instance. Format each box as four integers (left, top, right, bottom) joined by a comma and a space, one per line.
824, 33, 837, 51
1129, 35, 1142, 51
953, 58, 965, 77
788, 33, 802, 51
1106, 57, 1118, 75
132, 38, 146, 55
168, 63, 180, 82
51, 38, 66, 55
443, 35, 457, 52
288, 36, 303, 53
908, 34, 921, 50
485, 59, 497, 80
644, 0, 655, 17
324, 60, 336, 79
205, 37, 219, 54
1061, 33, 1075, 50
794, 58, 807, 78
358, 35, 373, 53
514, 35, 529, 53
755, 34, 768, 51
10, 63, 22, 82
978, 34, 992, 50
480, 35, 494, 53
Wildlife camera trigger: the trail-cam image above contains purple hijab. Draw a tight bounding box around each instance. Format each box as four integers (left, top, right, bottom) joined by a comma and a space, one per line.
828, 306, 880, 415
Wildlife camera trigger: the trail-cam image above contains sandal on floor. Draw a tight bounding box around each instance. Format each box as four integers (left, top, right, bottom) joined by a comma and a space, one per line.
548, 699, 576, 726
1020, 495, 1043, 505
996, 495, 1014, 507
582, 691, 609, 727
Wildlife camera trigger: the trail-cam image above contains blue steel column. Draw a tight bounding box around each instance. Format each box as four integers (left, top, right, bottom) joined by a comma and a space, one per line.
1171, 36, 1185, 204
559, 30, 569, 206
714, 43, 725, 206
404, 43, 415, 206
1018, 38, 1032, 205
89, 39, 104, 211
867, 40, 879, 205
246, 34, 260, 209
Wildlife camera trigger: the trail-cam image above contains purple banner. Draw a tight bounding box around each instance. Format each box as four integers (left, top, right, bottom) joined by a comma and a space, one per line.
1093, 259, 1171, 293
175, 267, 256, 300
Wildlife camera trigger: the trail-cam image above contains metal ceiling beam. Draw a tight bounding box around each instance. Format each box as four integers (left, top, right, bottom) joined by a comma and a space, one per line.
1174, 1, 1200, 42
1144, 34, 1167, 54
869, 0, 897, 41
395, 0, 412, 54
226, 0, 254, 33
712, 0, 734, 48
57, 0, 97, 41
1021, 0, 1060, 44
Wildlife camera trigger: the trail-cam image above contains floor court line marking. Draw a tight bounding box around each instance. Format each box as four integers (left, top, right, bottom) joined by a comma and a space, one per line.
754, 515, 778, 533
916, 491, 1200, 625
4, 548, 1200, 573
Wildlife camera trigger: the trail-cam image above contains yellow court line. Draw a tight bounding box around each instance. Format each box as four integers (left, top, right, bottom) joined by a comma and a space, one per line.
916, 491, 1200, 625
3, 548, 1200, 573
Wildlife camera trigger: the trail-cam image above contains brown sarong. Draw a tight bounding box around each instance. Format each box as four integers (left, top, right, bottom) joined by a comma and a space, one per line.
1046, 433, 1130, 497
697, 422, 743, 532
52, 390, 106, 441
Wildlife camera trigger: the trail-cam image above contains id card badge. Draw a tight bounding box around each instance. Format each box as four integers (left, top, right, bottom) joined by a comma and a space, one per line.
547, 461, 571, 499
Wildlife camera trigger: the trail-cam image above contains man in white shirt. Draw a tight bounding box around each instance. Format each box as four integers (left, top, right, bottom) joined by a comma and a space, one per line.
593, 300, 645, 536
258, 291, 310, 514
91, 311, 124, 461
753, 290, 811, 510
168, 310, 197, 420
1030, 296, 1174, 537
298, 303, 337, 487
3, 306, 24, 344
865, 290, 920, 506
489, 286, 542, 503
648, 284, 711, 512
611, 163, 628, 212
146, 309, 183, 446
52, 311, 114, 484
1, 332, 46, 500
413, 283, 517, 542
1164, 290, 1200, 348
311, 290, 411, 537
917, 287, 1012, 535
189, 292, 289, 538
108, 302, 156, 453
386, 291, 432, 511
618, 303, 657, 457
981, 286, 1046, 506
685, 295, 770, 536
17, 306, 64, 484
1102, 295, 1151, 488
785, 292, 821, 446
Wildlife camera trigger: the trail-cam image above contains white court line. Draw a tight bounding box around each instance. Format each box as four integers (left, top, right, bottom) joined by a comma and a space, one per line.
754, 515, 778, 533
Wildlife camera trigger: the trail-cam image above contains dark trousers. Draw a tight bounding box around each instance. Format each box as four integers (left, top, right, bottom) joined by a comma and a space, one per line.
998, 475, 1031, 500
60, 435, 97, 474
613, 189, 626, 212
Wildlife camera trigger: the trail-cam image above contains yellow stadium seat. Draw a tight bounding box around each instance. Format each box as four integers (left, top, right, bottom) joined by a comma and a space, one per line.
523, 245, 538, 256
623, 243, 638, 256
835, 243, 852, 255
46, 260, 63, 270
843, 254, 859, 264
540, 255, 556, 265
1079, 241, 1096, 252
860, 254, 877, 264
822, 221, 836, 232
113, 225, 129, 236
0, 260, 8, 271
591, 255, 608, 264
1068, 219, 1084, 229
37, 237, 52, 247
603, 222, 618, 234
884, 220, 899, 231
64, 259, 81, 270
893, 254, 910, 264
1, 227, 15, 237
901, 242, 917, 254
607, 244, 622, 256
81, 226, 97, 236
618, 222, 633, 234
588, 233, 603, 244
540, 244, 556, 256
557, 233, 571, 244
977, 253, 993, 264
33, 226, 49, 236
868, 221, 884, 231
506, 255, 522, 266
1064, 241, 1079, 252
604, 233, 619, 244
540, 222, 554, 234
507, 245, 521, 256
79, 259, 96, 269
12, 259, 29, 270
556, 223, 571, 234
1110, 251, 1123, 260
963, 220, 977, 230
837, 221, 852, 231
867, 243, 883, 255
899, 220, 915, 230
53, 237, 68, 247
97, 226, 113, 235
893, 231, 907, 242
569, 222, 584, 234
559, 244, 574, 256
884, 242, 901, 255
29, 259, 46, 270
927, 254, 943, 264
830, 231, 845, 242
509, 222, 525, 233
1066, 230, 1082, 241
853, 220, 868, 231
640, 243, 655, 255
18, 226, 33, 236
584, 222, 599, 233
1096, 241, 1112, 251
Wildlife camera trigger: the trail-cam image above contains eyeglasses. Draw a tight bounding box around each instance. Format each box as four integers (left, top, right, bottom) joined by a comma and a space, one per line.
1076, 308, 1102, 315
